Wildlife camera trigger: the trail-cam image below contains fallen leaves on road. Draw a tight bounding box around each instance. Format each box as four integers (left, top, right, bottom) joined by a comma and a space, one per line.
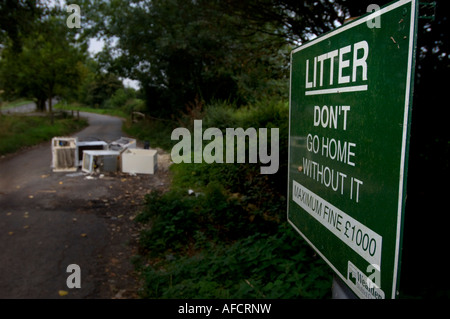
58, 290, 68, 296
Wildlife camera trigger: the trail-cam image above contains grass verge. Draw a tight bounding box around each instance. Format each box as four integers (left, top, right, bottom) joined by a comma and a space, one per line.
54, 102, 128, 119
0, 114, 88, 155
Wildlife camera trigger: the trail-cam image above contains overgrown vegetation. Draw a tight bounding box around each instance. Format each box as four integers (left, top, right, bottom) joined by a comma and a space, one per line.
136, 222, 331, 299
123, 117, 177, 151
0, 113, 87, 155
53, 101, 126, 119
131, 99, 333, 299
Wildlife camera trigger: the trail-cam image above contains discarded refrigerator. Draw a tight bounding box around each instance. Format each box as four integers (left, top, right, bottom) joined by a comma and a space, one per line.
121, 149, 158, 175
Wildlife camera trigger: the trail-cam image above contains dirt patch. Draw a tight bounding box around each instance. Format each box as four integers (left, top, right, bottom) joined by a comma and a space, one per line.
81, 148, 172, 298
108, 163, 170, 297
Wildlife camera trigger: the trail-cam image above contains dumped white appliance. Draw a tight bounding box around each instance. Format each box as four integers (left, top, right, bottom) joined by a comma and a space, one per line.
51, 137, 78, 172
121, 149, 158, 175
109, 137, 137, 152
76, 140, 108, 166
51, 135, 157, 175
81, 150, 121, 173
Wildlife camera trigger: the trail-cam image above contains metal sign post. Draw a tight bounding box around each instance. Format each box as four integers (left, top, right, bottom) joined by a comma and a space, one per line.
287, 0, 418, 299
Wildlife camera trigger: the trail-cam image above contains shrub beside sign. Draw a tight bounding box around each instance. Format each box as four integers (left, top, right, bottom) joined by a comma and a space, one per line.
287, 0, 418, 299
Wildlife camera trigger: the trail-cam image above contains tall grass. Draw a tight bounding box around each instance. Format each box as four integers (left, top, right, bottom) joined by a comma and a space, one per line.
131, 98, 333, 299
0, 114, 88, 155
54, 102, 128, 118
122, 116, 178, 151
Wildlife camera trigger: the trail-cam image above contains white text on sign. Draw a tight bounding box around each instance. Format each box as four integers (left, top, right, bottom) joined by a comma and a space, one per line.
292, 181, 382, 266
305, 40, 369, 95
301, 105, 364, 202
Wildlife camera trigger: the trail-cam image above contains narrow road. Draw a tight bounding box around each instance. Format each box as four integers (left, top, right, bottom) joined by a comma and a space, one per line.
0, 112, 170, 298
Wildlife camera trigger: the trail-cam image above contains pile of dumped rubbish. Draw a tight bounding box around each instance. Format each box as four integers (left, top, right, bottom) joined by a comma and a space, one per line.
51, 136, 157, 175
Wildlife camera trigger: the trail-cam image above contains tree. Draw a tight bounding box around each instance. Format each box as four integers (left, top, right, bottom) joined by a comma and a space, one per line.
81, 0, 291, 116
0, 9, 87, 121
217, 0, 346, 44
84, 71, 123, 108
82, 0, 393, 117
0, 0, 45, 52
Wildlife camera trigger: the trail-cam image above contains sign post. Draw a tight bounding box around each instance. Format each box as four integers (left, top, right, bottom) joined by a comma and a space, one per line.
287, 0, 418, 299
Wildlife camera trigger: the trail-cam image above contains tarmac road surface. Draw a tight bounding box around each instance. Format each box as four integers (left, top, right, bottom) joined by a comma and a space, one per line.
0, 112, 148, 298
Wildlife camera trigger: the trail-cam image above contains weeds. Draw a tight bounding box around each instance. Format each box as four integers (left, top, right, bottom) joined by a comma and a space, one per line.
132, 98, 333, 299
0, 114, 87, 155
137, 224, 332, 299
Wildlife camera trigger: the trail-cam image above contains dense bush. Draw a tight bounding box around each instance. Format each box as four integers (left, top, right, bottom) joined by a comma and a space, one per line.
136, 181, 281, 256
138, 224, 332, 299
103, 88, 146, 114
133, 98, 333, 299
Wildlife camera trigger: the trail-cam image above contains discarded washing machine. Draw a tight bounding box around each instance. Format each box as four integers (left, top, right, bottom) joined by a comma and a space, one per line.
76, 140, 108, 166
81, 150, 121, 173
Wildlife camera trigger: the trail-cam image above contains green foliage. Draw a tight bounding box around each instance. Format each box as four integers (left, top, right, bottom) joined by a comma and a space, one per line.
54, 102, 128, 118
0, 0, 44, 52
79, 72, 123, 108
103, 88, 146, 114
173, 98, 290, 198
136, 181, 274, 256
122, 117, 178, 151
0, 9, 87, 111
84, 0, 290, 116
103, 88, 133, 109
0, 114, 88, 155
133, 98, 333, 299
138, 224, 332, 299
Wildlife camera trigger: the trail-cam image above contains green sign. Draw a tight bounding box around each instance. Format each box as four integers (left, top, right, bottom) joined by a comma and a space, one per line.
287, 0, 417, 299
